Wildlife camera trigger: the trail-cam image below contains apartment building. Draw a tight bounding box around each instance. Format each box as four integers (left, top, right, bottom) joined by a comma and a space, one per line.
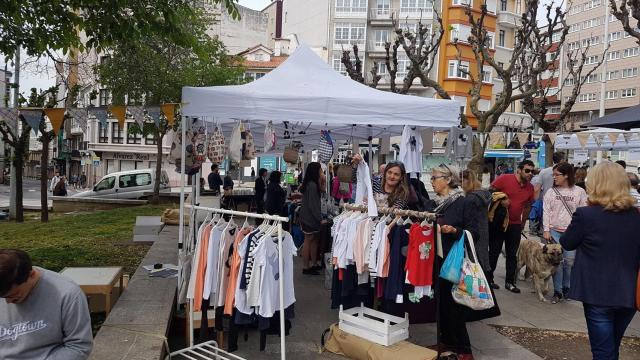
563, 0, 640, 127
282, 0, 531, 129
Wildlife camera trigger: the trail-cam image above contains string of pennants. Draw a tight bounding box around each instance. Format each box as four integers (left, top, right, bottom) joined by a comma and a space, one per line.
486, 131, 640, 149
0, 104, 178, 137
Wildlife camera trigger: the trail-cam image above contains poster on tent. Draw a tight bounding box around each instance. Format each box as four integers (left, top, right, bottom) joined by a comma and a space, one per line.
628, 149, 640, 161
573, 150, 589, 163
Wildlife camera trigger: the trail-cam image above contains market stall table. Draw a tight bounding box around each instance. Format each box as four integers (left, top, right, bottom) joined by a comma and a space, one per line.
60, 266, 124, 315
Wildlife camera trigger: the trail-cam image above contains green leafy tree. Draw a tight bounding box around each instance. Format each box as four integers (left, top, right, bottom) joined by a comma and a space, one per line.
0, 0, 240, 59
97, 9, 244, 202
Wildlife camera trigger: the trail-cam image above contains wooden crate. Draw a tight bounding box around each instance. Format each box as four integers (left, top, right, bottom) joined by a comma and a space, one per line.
338, 304, 409, 346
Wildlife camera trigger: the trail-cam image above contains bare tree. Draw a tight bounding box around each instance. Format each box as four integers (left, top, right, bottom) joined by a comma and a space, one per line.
610, 0, 640, 45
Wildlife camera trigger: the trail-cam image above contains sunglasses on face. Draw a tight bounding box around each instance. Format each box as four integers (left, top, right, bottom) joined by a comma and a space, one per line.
522, 168, 533, 174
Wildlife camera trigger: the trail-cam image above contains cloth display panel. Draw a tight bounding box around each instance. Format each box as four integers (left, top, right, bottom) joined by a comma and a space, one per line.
229, 122, 242, 162
399, 125, 423, 175
451, 231, 495, 310
421, 128, 433, 154
264, 121, 276, 152
207, 126, 226, 164
445, 126, 473, 161
243, 128, 257, 160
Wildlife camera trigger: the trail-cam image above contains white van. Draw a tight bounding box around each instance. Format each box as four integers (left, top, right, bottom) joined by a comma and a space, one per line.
73, 169, 169, 200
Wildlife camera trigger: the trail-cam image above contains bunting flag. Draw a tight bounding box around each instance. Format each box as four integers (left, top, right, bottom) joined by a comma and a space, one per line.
576, 133, 590, 148
43, 108, 66, 136
516, 133, 529, 146
488, 132, 505, 148
146, 106, 162, 127
91, 108, 108, 128
109, 105, 127, 128
435, 132, 448, 146
546, 133, 558, 145
20, 109, 43, 135
67, 108, 88, 132
160, 103, 176, 126
608, 132, 619, 146
594, 133, 605, 147
128, 106, 146, 129
623, 132, 634, 143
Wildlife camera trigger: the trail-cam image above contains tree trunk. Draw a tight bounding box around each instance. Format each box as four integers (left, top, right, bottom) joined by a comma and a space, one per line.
13, 151, 24, 223
466, 135, 487, 178
151, 130, 164, 205
40, 135, 50, 222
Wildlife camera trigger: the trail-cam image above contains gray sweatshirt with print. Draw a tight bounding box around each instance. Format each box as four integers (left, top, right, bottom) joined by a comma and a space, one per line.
0, 267, 93, 360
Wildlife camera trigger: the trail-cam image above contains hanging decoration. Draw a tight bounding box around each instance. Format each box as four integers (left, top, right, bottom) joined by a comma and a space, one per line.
576, 133, 590, 148
146, 106, 162, 127
129, 106, 146, 129
488, 132, 505, 148
608, 132, 619, 146
160, 103, 176, 126
593, 133, 605, 147
546, 133, 558, 145
91, 108, 108, 128
109, 105, 127, 128
516, 133, 529, 147
20, 109, 43, 135
623, 132, 634, 143
43, 108, 66, 136
264, 121, 276, 152
67, 108, 88, 132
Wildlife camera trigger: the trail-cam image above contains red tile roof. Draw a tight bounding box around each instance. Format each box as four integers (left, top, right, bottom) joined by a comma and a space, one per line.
242, 56, 288, 69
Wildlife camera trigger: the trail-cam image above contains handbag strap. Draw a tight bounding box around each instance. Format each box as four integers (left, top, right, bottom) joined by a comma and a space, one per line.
552, 187, 574, 217
463, 230, 479, 264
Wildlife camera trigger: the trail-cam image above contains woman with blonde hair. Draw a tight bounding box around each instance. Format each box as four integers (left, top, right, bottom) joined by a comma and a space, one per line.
560, 162, 640, 359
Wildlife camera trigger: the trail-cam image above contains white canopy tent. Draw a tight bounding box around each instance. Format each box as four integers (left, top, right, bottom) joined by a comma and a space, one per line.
181, 45, 460, 150
554, 128, 640, 150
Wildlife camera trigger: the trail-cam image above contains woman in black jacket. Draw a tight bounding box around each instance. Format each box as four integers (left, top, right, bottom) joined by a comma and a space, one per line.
265, 171, 286, 216
298, 162, 326, 275
560, 162, 640, 359
431, 164, 479, 360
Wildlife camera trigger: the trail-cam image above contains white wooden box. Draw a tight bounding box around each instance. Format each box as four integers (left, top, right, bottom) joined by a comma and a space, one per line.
338, 304, 409, 346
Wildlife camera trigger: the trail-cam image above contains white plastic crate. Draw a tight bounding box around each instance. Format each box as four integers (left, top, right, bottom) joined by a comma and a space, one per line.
338, 304, 409, 346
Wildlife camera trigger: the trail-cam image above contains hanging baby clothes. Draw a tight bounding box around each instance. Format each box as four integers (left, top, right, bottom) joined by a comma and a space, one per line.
405, 223, 435, 300
384, 224, 410, 304
207, 126, 226, 164
229, 121, 243, 162
445, 126, 473, 161
355, 161, 377, 217
264, 121, 276, 153
399, 125, 423, 176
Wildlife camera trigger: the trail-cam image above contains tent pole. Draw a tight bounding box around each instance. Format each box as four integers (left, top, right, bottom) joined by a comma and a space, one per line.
178, 115, 187, 312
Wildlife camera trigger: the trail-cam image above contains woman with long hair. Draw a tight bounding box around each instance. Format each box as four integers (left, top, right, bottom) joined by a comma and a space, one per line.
542, 162, 587, 303
297, 162, 326, 275
461, 169, 491, 276
432, 164, 479, 360
352, 154, 410, 209
561, 162, 640, 359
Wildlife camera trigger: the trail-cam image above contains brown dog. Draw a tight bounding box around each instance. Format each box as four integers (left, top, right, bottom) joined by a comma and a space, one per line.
516, 239, 563, 302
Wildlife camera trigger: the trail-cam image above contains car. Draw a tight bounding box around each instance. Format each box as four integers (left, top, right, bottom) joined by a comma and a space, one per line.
72, 169, 169, 200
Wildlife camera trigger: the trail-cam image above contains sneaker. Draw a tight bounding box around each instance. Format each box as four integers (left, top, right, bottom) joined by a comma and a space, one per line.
551, 292, 563, 304
562, 287, 570, 299
505, 283, 521, 293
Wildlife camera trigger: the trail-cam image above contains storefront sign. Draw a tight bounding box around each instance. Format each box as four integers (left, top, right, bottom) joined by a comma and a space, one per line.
107, 153, 151, 161
573, 150, 588, 162
93, 160, 100, 167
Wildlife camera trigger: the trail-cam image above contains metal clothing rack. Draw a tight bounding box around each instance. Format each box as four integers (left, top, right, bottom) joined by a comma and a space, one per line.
339, 203, 444, 359
174, 205, 290, 360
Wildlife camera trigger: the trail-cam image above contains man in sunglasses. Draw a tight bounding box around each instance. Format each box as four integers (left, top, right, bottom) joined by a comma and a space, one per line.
0, 249, 93, 359
488, 160, 535, 294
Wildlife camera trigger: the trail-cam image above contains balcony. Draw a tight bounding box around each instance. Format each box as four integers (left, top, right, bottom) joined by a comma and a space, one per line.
335, 7, 367, 18
398, 8, 433, 20
369, 8, 396, 25
497, 11, 521, 28
367, 41, 388, 58
71, 126, 84, 135
333, 39, 366, 51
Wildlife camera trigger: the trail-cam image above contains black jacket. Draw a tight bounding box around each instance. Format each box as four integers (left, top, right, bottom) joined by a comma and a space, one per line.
465, 190, 492, 272
265, 182, 286, 215
560, 205, 640, 309
437, 196, 479, 258
254, 176, 266, 203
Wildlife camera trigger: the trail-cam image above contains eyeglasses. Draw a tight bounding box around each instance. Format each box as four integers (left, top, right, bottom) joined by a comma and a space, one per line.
522, 169, 533, 174
431, 175, 447, 181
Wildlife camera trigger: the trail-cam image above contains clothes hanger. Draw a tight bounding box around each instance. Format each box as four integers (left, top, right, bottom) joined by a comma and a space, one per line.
241, 216, 249, 229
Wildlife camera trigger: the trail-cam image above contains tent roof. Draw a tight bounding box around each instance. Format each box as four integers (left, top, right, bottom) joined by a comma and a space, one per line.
181, 45, 459, 149
585, 104, 640, 130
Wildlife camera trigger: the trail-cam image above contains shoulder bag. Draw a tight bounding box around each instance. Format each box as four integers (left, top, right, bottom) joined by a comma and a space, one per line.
451, 230, 495, 310
552, 187, 575, 217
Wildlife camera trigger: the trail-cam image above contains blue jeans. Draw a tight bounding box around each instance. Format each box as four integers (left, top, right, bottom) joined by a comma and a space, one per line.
550, 229, 575, 295
583, 304, 636, 360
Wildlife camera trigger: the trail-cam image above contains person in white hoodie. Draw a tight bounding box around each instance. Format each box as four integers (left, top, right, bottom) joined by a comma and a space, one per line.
543, 162, 587, 303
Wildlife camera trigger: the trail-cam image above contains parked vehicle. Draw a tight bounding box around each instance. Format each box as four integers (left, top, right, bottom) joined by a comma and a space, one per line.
72, 169, 169, 199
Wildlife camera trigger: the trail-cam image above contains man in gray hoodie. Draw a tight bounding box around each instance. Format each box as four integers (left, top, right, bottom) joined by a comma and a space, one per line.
0, 249, 93, 360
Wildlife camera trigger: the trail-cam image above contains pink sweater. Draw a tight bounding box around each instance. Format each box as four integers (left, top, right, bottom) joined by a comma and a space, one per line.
543, 186, 588, 232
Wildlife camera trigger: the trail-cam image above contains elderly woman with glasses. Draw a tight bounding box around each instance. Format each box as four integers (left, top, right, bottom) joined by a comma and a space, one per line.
431, 163, 480, 360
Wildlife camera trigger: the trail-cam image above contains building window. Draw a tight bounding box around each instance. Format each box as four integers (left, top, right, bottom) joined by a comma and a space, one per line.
98, 122, 109, 143
585, 73, 600, 83
552, 31, 561, 43
608, 31, 622, 42
400, 0, 434, 16
99, 89, 111, 107
447, 60, 470, 79
564, 77, 575, 86
621, 88, 637, 98
126, 123, 142, 144
622, 67, 638, 78
498, 30, 506, 47
374, 30, 389, 47
145, 132, 158, 145
335, 0, 367, 15
585, 55, 600, 64
452, 0, 471, 6
606, 90, 618, 99
579, 93, 597, 102
482, 66, 492, 83
569, 24, 581, 33
548, 106, 561, 114
377, 62, 388, 74
485, 32, 495, 49
500, 0, 507, 11
623, 47, 640, 58
334, 23, 366, 46
111, 122, 123, 144
607, 70, 620, 80
333, 54, 355, 75
607, 51, 620, 61
450, 24, 471, 43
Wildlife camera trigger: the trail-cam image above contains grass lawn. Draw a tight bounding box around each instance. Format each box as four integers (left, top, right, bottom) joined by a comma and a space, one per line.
0, 205, 167, 275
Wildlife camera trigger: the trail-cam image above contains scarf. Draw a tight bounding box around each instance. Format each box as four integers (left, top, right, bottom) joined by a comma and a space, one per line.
434, 187, 464, 214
